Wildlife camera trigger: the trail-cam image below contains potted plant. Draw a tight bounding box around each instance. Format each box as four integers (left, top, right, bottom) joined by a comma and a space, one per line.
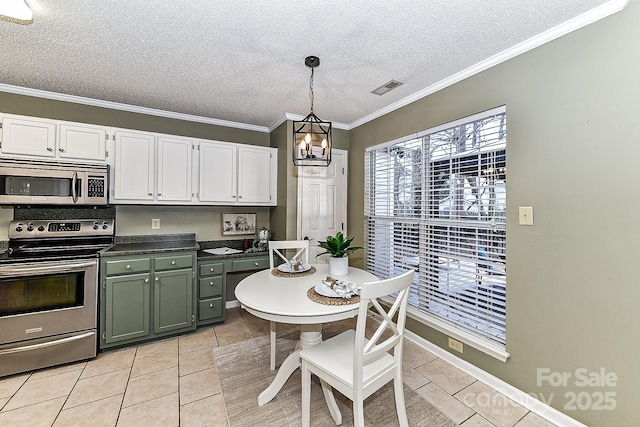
316, 231, 363, 276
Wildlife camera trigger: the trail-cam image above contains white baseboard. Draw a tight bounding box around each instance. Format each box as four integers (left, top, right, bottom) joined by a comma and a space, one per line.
226, 300, 241, 309
404, 329, 587, 427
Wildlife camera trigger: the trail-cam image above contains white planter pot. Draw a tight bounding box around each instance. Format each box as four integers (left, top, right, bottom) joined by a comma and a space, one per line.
328, 255, 349, 276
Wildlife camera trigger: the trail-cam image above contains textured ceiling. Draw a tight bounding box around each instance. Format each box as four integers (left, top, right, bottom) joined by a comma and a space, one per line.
0, 0, 620, 130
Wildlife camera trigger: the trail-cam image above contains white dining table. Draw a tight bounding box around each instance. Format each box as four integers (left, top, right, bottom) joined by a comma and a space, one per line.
234, 263, 378, 424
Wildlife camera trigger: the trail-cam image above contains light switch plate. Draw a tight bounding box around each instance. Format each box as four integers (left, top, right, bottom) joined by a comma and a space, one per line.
518, 207, 534, 225
152, 218, 160, 229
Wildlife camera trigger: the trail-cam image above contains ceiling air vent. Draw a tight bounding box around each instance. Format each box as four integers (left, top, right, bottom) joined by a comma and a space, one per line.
371, 80, 403, 96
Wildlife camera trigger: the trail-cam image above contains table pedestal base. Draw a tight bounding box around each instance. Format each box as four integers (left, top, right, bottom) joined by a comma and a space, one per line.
257, 324, 342, 425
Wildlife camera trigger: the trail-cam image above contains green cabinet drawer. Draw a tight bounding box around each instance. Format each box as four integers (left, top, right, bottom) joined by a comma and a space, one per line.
232, 257, 269, 272
105, 258, 151, 276
199, 262, 224, 277
198, 298, 224, 321
199, 276, 223, 299
155, 254, 193, 271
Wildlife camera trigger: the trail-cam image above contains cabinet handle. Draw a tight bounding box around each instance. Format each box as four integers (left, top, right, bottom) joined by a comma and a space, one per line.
238, 196, 242, 199
155, 277, 159, 282
209, 303, 214, 308
58, 148, 65, 152
47, 147, 53, 152
210, 267, 215, 272
210, 281, 214, 286
126, 264, 131, 269
158, 193, 162, 196
144, 278, 149, 283
254, 262, 259, 266
148, 193, 153, 196
171, 260, 176, 265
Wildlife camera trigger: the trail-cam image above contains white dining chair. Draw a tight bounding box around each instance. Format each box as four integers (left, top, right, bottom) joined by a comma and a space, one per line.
300, 269, 415, 427
267, 240, 310, 370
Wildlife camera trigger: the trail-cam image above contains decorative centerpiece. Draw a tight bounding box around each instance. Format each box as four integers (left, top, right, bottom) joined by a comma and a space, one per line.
316, 232, 363, 276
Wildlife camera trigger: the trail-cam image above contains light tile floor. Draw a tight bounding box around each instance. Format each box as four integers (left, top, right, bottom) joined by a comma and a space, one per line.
0, 308, 558, 427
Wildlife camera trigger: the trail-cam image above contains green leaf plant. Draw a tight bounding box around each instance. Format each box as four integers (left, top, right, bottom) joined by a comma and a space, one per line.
316, 232, 363, 258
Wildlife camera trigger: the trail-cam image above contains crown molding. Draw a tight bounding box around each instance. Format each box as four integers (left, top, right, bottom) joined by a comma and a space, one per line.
348, 0, 629, 129
0, 83, 270, 133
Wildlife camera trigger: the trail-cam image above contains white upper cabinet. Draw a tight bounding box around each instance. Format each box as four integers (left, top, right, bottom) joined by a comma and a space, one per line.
58, 123, 107, 161
197, 141, 276, 206
113, 130, 156, 201
237, 145, 274, 204
157, 136, 193, 202
111, 130, 194, 204
0, 114, 107, 162
198, 141, 237, 203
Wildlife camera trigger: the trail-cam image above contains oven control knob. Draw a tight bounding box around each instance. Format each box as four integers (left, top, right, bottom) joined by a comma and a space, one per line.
93, 225, 99, 230
15, 226, 23, 232
27, 226, 34, 232
102, 224, 109, 230
38, 226, 45, 232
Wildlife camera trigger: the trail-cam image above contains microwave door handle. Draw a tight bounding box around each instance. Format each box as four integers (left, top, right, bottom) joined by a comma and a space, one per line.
71, 171, 78, 203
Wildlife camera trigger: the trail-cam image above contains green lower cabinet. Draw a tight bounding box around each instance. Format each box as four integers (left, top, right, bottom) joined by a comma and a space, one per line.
154, 269, 193, 334
100, 251, 196, 349
104, 273, 150, 344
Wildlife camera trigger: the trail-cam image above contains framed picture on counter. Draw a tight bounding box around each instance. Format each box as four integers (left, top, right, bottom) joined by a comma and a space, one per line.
222, 212, 257, 236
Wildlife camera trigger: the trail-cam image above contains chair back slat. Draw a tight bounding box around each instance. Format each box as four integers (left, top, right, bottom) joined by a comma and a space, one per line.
354, 270, 414, 383
268, 240, 310, 268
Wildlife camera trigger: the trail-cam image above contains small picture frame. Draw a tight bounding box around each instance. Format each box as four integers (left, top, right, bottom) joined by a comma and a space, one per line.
222, 213, 257, 236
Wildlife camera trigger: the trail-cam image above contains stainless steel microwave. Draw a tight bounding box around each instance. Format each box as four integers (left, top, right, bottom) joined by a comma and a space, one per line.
0, 159, 108, 205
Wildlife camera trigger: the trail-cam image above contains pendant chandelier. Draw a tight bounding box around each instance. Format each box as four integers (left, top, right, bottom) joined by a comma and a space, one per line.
292, 56, 332, 167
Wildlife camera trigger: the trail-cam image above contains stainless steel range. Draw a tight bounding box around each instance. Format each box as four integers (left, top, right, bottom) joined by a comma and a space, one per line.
0, 219, 114, 377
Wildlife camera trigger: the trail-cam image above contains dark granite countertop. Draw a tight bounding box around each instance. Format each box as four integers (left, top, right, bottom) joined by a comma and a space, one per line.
100, 235, 269, 260
101, 233, 199, 257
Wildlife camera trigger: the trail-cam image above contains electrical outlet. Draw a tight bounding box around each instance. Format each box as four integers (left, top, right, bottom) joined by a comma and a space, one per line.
448, 338, 463, 353
151, 218, 160, 229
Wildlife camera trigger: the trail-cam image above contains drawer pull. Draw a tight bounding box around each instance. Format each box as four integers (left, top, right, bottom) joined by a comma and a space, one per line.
155, 277, 159, 282
210, 267, 215, 272
254, 262, 259, 266
144, 278, 149, 283
210, 281, 214, 286
209, 303, 214, 308
126, 264, 131, 269
171, 260, 176, 265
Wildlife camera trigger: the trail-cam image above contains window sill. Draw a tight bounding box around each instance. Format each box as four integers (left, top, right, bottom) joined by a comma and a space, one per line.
383, 296, 510, 362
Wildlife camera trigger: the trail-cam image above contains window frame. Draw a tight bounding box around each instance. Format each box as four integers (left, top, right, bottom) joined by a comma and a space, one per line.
365, 106, 509, 361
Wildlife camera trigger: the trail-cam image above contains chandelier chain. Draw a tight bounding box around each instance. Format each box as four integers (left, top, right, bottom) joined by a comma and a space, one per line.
309, 67, 315, 114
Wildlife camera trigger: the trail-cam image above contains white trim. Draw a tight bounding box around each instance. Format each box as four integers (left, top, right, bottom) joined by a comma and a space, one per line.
366, 105, 507, 152
226, 300, 241, 309
0, 83, 270, 133
404, 328, 589, 427
350, 0, 629, 130
405, 303, 510, 362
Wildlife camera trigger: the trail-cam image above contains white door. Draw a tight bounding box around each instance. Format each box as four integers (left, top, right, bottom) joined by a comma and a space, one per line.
237, 145, 272, 204
297, 149, 347, 263
58, 123, 107, 161
1, 116, 56, 158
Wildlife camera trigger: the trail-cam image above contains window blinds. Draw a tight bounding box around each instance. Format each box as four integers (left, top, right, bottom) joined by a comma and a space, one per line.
365, 108, 507, 345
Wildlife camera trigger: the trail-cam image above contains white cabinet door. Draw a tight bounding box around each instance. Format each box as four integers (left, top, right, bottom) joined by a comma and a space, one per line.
58, 123, 107, 161
1, 116, 56, 158
237, 145, 274, 204
113, 131, 155, 201
198, 141, 237, 203
157, 136, 193, 202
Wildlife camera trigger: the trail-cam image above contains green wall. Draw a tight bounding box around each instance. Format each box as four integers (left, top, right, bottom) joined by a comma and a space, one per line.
349, 3, 638, 426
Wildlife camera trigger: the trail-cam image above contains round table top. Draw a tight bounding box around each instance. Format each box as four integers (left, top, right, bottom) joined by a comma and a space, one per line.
234, 264, 379, 324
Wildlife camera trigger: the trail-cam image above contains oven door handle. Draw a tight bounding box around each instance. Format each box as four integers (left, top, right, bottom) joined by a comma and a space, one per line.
0, 261, 96, 277
0, 331, 95, 355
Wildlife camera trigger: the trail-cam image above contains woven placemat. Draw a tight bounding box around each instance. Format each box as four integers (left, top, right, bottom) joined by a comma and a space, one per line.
271, 266, 316, 278
307, 287, 360, 306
